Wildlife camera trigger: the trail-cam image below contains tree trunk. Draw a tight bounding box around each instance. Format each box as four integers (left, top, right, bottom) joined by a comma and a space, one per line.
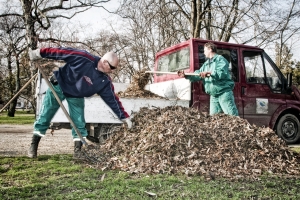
20, 0, 38, 117
7, 52, 16, 117
7, 99, 18, 117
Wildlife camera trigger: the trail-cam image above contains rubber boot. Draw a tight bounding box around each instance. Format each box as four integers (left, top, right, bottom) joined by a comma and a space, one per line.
28, 135, 41, 158
73, 141, 85, 160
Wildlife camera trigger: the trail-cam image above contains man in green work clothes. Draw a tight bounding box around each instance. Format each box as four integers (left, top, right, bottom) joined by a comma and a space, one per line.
178, 42, 238, 116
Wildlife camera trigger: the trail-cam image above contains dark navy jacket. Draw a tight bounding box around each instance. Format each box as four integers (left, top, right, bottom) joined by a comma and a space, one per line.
40, 47, 129, 120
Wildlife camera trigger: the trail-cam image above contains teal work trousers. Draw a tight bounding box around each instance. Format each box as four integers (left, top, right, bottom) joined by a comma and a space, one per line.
33, 84, 88, 140
210, 91, 238, 116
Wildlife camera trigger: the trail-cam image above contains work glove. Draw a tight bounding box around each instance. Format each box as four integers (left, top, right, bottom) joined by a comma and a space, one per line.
28, 48, 42, 61
122, 118, 133, 129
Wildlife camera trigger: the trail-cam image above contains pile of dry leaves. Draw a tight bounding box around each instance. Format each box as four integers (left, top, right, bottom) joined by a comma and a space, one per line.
85, 106, 300, 179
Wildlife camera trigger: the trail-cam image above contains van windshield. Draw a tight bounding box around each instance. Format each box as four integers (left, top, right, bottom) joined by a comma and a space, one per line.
157, 47, 190, 75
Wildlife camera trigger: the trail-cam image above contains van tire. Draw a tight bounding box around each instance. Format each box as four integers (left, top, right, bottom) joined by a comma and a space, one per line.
96, 124, 121, 143
276, 114, 300, 144
87, 123, 121, 144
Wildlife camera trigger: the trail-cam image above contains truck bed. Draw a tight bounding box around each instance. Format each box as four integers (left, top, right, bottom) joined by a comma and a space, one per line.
35, 77, 190, 124
49, 96, 189, 123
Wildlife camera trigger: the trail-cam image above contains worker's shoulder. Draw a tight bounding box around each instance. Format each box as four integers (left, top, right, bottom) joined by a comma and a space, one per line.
214, 54, 226, 60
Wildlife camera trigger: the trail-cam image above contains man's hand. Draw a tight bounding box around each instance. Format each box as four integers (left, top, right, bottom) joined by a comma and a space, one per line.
177, 70, 185, 77
200, 72, 211, 78
28, 48, 42, 61
122, 118, 133, 129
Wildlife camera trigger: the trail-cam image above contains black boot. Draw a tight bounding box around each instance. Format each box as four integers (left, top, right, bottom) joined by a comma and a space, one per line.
73, 141, 85, 160
28, 135, 41, 158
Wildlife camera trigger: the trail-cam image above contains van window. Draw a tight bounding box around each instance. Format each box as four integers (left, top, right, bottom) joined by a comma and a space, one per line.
244, 52, 265, 83
197, 45, 238, 82
244, 51, 282, 93
157, 47, 190, 75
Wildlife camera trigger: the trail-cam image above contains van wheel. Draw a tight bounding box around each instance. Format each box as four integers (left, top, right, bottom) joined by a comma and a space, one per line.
276, 114, 300, 144
94, 124, 121, 143
87, 123, 121, 143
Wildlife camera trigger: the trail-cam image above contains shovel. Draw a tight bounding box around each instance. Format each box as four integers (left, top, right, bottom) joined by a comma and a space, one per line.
145, 71, 210, 77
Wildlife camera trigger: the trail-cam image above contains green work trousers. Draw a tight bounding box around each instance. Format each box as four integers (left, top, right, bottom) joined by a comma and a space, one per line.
210, 91, 238, 116
33, 84, 88, 140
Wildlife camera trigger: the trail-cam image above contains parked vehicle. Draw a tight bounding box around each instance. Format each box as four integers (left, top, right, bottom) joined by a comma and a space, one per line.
36, 38, 300, 144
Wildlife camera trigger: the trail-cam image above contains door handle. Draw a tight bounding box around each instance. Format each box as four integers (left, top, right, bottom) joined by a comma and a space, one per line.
241, 86, 246, 95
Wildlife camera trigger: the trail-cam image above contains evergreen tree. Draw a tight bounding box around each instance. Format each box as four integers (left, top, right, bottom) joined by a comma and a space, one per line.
275, 42, 300, 87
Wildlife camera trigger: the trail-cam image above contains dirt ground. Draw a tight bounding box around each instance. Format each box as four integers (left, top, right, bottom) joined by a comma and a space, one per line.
0, 124, 74, 157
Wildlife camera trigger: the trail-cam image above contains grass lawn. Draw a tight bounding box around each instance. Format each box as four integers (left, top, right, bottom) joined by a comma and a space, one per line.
0, 110, 35, 124
1, 155, 300, 200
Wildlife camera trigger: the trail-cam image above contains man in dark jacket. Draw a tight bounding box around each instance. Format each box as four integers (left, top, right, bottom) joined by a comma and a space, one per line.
28, 47, 132, 159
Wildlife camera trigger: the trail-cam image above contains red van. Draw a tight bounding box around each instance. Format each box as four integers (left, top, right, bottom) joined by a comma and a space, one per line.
152, 38, 300, 144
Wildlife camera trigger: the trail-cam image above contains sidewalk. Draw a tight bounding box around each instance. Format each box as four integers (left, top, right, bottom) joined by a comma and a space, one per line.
0, 124, 73, 157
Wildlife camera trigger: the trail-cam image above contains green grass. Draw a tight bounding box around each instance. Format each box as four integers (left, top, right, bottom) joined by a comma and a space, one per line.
292, 147, 300, 153
1, 155, 300, 200
0, 111, 35, 124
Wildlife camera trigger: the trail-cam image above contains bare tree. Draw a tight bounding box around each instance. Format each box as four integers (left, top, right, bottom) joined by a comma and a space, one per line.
0, 15, 28, 116
113, 0, 190, 81
272, 0, 300, 66
0, 0, 113, 73
114, 0, 300, 71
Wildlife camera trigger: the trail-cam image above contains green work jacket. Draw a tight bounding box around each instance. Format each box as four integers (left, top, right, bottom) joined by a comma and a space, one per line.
186, 54, 234, 96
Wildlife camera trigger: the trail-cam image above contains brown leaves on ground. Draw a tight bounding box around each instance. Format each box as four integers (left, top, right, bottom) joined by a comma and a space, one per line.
85, 106, 300, 180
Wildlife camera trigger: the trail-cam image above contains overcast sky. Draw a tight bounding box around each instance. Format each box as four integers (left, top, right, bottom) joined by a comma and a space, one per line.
70, 1, 121, 38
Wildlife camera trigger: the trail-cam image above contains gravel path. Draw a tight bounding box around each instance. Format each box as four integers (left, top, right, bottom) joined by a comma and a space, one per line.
0, 124, 74, 157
